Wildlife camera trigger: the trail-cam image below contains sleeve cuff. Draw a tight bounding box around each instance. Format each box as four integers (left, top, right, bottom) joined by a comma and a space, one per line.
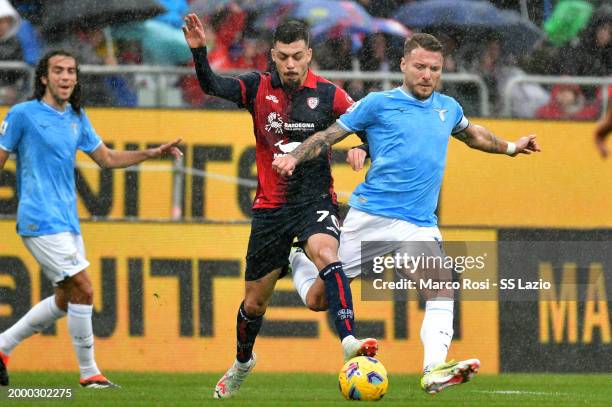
0, 143, 12, 153
336, 118, 355, 133
84, 140, 103, 154
451, 116, 469, 134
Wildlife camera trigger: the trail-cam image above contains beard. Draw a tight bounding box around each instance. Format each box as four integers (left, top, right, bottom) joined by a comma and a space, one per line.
281, 72, 302, 91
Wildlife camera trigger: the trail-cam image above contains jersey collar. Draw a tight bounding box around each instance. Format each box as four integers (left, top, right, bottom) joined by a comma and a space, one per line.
39, 100, 71, 115
398, 86, 434, 104
271, 69, 317, 90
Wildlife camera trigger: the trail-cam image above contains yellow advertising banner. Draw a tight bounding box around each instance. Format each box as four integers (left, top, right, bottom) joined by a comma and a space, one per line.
0, 107, 609, 227
0, 221, 498, 373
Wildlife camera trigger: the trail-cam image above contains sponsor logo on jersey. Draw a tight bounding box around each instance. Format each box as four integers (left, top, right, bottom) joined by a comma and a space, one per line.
283, 122, 315, 131
306, 97, 319, 109
0, 120, 7, 135
273, 139, 302, 159
266, 94, 279, 104
265, 112, 284, 134
434, 108, 448, 122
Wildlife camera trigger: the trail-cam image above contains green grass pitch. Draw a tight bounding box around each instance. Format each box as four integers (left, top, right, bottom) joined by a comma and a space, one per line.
1, 372, 611, 406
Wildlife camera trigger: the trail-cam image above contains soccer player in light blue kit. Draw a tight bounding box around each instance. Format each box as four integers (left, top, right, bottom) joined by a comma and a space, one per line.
0, 50, 182, 388
273, 33, 540, 394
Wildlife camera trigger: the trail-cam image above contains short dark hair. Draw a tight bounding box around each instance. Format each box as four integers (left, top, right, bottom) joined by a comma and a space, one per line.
273, 19, 310, 47
403, 33, 444, 56
33, 50, 82, 114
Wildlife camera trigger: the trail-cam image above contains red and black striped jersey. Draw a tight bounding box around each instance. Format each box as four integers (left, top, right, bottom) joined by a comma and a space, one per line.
192, 47, 354, 209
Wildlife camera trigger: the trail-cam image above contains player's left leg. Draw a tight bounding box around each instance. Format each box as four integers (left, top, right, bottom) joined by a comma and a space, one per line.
289, 247, 327, 311
398, 227, 479, 394
214, 268, 282, 399
60, 271, 118, 389
304, 233, 377, 361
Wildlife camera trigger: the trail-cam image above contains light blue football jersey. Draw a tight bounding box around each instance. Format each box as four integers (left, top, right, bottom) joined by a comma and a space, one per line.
337, 87, 468, 226
0, 100, 102, 236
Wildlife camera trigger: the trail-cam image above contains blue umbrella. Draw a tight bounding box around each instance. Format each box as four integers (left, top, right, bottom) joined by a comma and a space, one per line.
372, 18, 412, 38
395, 0, 543, 56
395, 0, 506, 29
256, 0, 373, 34
190, 0, 277, 16
498, 10, 544, 57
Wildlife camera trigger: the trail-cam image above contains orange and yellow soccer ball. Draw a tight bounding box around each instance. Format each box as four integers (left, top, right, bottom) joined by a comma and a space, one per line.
338, 356, 388, 401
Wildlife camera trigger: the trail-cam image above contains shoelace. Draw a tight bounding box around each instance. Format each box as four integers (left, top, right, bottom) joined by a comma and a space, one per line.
225, 366, 250, 391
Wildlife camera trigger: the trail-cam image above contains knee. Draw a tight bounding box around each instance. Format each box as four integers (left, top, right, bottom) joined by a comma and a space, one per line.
243, 298, 267, 317
306, 293, 328, 312
71, 279, 94, 305
312, 246, 338, 267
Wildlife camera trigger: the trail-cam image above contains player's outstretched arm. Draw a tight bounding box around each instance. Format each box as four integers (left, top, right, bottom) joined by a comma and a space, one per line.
0, 149, 9, 169
89, 138, 183, 169
272, 123, 350, 177
453, 124, 541, 156
183, 13, 245, 104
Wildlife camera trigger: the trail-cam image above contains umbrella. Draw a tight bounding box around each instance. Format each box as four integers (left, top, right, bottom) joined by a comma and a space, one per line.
372, 18, 412, 38
256, 0, 372, 32
395, 0, 507, 29
395, 0, 543, 57
190, 0, 276, 16
112, 20, 192, 65
41, 0, 166, 35
255, 0, 375, 51
12, 0, 43, 25
498, 10, 544, 57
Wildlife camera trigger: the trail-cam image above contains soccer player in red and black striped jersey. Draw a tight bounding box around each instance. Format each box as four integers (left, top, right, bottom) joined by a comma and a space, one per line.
183, 14, 377, 399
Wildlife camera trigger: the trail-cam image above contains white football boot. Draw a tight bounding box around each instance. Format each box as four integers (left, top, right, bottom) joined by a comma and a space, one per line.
213, 353, 256, 399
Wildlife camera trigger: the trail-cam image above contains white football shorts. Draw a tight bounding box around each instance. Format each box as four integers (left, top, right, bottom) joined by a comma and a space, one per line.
339, 208, 443, 278
22, 232, 90, 286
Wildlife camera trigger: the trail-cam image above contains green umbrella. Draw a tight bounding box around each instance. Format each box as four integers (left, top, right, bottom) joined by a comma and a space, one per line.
544, 0, 594, 46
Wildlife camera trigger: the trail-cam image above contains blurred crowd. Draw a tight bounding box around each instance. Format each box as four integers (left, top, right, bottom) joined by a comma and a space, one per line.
0, 0, 609, 118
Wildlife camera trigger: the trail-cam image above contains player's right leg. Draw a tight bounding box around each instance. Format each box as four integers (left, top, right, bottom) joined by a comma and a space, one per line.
0, 293, 66, 386
0, 233, 75, 386
214, 208, 290, 399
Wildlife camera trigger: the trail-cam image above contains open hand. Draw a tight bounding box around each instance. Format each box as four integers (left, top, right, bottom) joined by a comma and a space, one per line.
151, 138, 183, 160
512, 134, 541, 156
182, 13, 207, 49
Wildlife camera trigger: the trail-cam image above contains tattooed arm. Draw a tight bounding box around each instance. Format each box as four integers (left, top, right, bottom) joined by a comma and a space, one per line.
272, 123, 350, 177
453, 123, 540, 156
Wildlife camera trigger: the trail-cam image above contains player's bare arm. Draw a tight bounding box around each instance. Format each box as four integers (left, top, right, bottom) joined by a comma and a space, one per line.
89, 138, 182, 169
0, 149, 8, 169
272, 123, 350, 177
453, 123, 541, 156
594, 104, 612, 158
